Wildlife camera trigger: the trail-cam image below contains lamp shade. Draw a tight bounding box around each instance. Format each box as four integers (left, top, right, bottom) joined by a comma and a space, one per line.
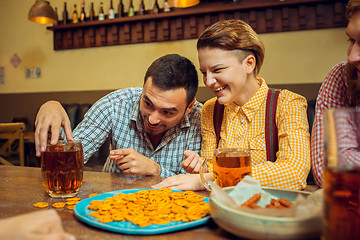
169, 0, 200, 8
28, 0, 57, 24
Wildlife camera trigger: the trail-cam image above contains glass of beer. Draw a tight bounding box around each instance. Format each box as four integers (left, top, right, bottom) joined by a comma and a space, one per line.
41, 140, 84, 198
323, 108, 360, 240
200, 147, 251, 191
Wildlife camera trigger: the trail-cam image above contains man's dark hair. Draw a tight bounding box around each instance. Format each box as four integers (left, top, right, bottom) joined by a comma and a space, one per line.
144, 54, 198, 105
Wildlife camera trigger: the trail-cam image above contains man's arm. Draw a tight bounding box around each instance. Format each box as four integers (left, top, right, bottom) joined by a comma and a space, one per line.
110, 148, 161, 176
311, 62, 348, 187
34, 101, 73, 157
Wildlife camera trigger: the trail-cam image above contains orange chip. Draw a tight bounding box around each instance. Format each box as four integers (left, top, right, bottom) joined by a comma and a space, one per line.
86, 189, 209, 227
67, 205, 76, 210
52, 202, 66, 208
88, 193, 99, 198
66, 201, 79, 206
34, 202, 49, 208
66, 197, 81, 202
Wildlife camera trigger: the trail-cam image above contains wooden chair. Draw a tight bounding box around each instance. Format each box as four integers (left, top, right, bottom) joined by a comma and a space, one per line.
0, 123, 26, 166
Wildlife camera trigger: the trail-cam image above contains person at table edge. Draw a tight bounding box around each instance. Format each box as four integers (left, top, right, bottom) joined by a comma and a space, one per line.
34, 54, 202, 177
311, 0, 360, 187
153, 19, 311, 190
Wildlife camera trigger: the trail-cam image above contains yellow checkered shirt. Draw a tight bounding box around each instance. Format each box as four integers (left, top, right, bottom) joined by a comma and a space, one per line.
200, 78, 310, 190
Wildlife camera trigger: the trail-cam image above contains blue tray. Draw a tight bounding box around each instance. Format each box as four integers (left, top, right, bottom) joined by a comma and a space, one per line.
74, 188, 210, 235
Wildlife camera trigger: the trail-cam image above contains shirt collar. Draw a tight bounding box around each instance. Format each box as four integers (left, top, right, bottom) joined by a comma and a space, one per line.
226, 77, 269, 122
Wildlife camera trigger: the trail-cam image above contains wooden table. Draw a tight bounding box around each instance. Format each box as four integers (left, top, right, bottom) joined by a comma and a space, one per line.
0, 165, 235, 240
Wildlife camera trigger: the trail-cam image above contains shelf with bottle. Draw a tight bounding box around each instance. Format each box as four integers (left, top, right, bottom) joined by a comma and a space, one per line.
47, 0, 347, 50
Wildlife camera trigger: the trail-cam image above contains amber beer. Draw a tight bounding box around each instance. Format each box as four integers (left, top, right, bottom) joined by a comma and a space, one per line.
41, 141, 84, 198
214, 148, 251, 187
323, 108, 360, 240
324, 167, 360, 240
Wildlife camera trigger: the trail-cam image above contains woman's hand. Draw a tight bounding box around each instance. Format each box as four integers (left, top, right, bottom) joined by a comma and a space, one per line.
151, 174, 205, 191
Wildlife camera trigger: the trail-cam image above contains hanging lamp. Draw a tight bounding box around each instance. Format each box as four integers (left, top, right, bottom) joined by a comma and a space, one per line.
169, 0, 200, 8
28, 0, 57, 24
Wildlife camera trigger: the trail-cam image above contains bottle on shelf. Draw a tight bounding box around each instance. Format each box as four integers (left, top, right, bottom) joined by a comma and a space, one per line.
128, 0, 134, 17
139, 0, 145, 15
89, 2, 95, 21
80, 0, 86, 22
109, 0, 115, 19
153, 0, 159, 14
72, 4, 78, 23
62, 2, 68, 24
117, 0, 124, 17
164, 0, 171, 13
54, 7, 59, 25
99, 2, 105, 20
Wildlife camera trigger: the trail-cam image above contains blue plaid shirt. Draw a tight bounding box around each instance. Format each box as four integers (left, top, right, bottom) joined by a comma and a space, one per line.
73, 88, 202, 177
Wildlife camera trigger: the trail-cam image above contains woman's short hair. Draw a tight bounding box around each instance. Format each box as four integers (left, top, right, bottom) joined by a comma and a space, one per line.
197, 19, 265, 75
346, 0, 360, 20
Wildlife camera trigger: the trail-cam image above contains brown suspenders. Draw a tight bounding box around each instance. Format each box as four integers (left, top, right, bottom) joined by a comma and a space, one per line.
213, 88, 280, 162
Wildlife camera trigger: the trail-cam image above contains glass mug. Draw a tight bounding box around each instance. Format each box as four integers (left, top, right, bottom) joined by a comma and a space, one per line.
200, 148, 251, 191
323, 108, 360, 240
41, 140, 84, 198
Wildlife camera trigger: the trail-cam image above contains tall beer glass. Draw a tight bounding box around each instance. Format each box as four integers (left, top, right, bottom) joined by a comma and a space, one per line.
323, 108, 360, 240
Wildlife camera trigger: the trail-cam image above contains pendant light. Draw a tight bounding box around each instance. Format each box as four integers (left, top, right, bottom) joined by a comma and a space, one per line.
28, 0, 57, 24
169, 0, 200, 8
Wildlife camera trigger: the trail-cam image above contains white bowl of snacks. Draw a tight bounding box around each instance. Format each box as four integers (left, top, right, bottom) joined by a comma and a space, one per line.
210, 185, 322, 240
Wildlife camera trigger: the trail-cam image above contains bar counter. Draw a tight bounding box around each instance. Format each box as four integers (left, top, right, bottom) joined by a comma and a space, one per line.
0, 165, 235, 239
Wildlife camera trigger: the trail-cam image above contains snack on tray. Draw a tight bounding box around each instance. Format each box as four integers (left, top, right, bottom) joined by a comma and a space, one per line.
242, 193, 294, 209
88, 193, 99, 198
87, 188, 209, 226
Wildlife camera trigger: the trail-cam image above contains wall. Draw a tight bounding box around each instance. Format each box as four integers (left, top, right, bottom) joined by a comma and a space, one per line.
0, 0, 348, 95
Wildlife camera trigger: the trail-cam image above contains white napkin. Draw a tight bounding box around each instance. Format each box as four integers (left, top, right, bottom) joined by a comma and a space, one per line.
229, 176, 273, 207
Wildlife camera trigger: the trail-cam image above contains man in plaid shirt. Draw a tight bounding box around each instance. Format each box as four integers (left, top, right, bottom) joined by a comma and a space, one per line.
311, 0, 360, 186
34, 54, 202, 177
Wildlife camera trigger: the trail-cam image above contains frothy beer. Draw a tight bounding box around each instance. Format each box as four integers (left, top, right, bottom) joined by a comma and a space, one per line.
214, 148, 251, 188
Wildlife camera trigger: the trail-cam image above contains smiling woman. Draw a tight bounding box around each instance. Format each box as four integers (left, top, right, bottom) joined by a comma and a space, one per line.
154, 19, 311, 191
197, 20, 311, 190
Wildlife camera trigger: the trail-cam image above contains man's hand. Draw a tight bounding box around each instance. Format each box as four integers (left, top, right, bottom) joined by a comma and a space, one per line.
35, 101, 74, 157
181, 150, 203, 173
0, 209, 75, 240
110, 148, 161, 176
151, 174, 205, 191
